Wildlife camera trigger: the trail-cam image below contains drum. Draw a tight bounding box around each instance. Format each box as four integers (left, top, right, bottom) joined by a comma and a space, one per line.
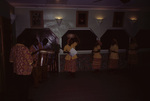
47, 50, 55, 54
38, 50, 48, 67
47, 50, 55, 71
47, 50, 55, 65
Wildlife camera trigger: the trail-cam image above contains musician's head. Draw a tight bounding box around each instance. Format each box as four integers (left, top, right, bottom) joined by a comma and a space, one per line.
42, 38, 48, 46
33, 38, 39, 45
67, 38, 74, 46
111, 38, 118, 45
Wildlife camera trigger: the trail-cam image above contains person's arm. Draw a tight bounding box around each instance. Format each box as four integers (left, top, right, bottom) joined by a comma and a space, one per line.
113, 45, 119, 53
92, 45, 100, 53
92, 49, 100, 53
63, 51, 69, 54
110, 45, 118, 53
31, 47, 49, 55
24, 47, 33, 65
63, 45, 70, 54
31, 49, 40, 55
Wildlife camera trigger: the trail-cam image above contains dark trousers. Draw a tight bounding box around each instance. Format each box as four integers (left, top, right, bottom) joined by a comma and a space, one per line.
14, 74, 31, 101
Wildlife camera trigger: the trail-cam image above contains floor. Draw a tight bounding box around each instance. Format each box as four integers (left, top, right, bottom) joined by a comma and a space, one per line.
1, 51, 149, 101
4, 67, 148, 101
30, 68, 147, 101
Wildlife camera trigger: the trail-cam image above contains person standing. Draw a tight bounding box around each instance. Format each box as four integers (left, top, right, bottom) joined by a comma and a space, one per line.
29, 38, 43, 88
9, 37, 33, 101
108, 38, 119, 69
40, 38, 49, 80
92, 40, 102, 72
128, 37, 138, 69
63, 34, 79, 77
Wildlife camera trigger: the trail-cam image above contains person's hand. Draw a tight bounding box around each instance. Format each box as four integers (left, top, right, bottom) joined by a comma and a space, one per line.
63, 51, 69, 54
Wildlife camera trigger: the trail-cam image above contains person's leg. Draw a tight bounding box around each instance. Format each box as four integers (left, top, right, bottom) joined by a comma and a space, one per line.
43, 66, 48, 80
32, 67, 39, 88
15, 75, 30, 101
22, 75, 32, 101
38, 66, 42, 82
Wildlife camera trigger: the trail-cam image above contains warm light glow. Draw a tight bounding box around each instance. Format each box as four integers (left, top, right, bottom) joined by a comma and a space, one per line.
96, 17, 104, 20
55, 17, 62, 19
55, 17, 63, 26
130, 17, 137, 21
129, 17, 137, 23
96, 17, 104, 24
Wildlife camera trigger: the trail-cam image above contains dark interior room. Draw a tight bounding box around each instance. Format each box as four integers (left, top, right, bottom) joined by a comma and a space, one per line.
0, 0, 150, 101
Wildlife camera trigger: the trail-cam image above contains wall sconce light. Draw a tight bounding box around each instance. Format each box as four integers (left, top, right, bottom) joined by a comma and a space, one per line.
96, 17, 103, 25
55, 17, 63, 26
130, 17, 137, 23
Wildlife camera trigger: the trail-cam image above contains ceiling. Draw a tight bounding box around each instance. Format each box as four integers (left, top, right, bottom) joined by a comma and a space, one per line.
6, 0, 150, 10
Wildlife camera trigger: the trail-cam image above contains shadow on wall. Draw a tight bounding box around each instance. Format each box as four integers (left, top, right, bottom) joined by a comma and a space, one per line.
135, 29, 150, 68
100, 29, 129, 49
62, 29, 97, 50
135, 29, 150, 49
17, 28, 58, 48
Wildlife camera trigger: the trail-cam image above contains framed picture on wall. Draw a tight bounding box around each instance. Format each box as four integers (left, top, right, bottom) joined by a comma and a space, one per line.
76, 11, 88, 27
30, 11, 43, 28
113, 12, 124, 27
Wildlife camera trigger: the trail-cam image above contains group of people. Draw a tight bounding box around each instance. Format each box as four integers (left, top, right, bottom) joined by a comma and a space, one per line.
63, 34, 138, 76
9, 33, 138, 101
9, 36, 50, 101
92, 37, 138, 71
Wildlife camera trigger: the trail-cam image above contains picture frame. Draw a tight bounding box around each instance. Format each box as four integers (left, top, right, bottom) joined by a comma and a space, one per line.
76, 11, 88, 27
113, 12, 124, 27
30, 11, 43, 28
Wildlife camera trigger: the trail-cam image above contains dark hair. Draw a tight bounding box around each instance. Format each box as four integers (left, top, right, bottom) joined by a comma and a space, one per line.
111, 38, 118, 45
33, 38, 39, 45
93, 41, 99, 47
68, 38, 74, 46
42, 38, 48, 46
17, 35, 33, 48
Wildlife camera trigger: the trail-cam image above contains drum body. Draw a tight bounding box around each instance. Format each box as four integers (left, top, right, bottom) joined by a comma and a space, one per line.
38, 50, 48, 67
47, 51, 55, 65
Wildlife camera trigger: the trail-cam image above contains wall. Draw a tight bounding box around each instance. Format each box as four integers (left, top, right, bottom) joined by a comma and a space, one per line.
14, 7, 150, 75
15, 7, 150, 45
0, 0, 10, 18
0, 0, 12, 95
